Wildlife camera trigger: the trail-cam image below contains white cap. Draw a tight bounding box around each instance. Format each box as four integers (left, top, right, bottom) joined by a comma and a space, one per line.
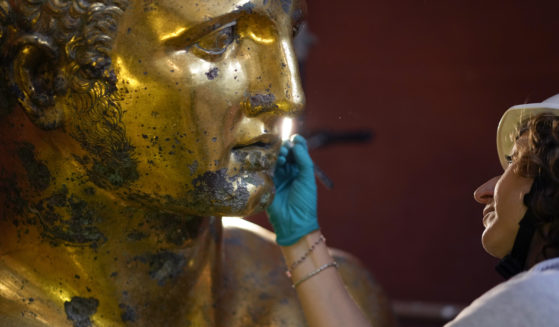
496, 94, 559, 169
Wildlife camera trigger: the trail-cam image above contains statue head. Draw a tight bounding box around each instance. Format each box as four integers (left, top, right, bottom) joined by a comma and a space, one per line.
0, 0, 306, 218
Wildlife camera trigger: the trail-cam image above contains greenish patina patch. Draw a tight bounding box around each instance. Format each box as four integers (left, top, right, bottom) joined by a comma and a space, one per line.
88, 150, 139, 188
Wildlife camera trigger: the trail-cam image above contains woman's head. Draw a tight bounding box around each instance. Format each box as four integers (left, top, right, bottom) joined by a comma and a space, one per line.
475, 96, 559, 264
474, 136, 533, 258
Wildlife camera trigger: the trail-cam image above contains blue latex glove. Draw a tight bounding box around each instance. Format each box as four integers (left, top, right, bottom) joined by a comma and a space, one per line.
266, 135, 319, 246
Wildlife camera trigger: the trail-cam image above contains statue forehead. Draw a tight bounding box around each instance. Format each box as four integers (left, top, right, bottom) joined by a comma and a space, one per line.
126, 0, 305, 23
111, 0, 305, 55
148, 0, 304, 12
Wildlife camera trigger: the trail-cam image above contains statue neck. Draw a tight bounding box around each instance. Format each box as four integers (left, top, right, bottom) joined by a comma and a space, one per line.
0, 107, 227, 324
0, 153, 223, 324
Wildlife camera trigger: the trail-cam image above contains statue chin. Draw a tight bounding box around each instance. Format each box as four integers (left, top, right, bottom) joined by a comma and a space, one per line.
121, 170, 275, 217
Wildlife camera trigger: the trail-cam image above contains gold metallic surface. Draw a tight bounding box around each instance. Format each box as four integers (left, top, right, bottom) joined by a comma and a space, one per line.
0, 0, 394, 326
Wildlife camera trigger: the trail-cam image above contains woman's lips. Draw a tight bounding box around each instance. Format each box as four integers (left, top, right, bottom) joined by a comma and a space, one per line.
482, 210, 495, 228
483, 206, 494, 217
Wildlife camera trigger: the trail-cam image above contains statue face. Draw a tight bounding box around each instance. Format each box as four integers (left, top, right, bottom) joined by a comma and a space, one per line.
104, 0, 305, 216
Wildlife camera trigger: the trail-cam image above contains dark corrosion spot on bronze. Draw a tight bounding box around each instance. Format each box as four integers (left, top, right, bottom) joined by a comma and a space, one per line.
0, 82, 16, 118
64, 296, 99, 327
135, 252, 186, 286
88, 149, 139, 188
35, 190, 107, 246
119, 303, 137, 322
249, 93, 276, 108
205, 67, 219, 80
188, 160, 199, 176
83, 187, 95, 195
0, 176, 27, 220
145, 211, 203, 246
187, 168, 251, 214
127, 230, 148, 241
16, 143, 51, 191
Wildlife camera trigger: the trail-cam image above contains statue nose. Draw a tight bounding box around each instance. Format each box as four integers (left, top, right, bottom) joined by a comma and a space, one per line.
242, 38, 305, 117
243, 92, 303, 116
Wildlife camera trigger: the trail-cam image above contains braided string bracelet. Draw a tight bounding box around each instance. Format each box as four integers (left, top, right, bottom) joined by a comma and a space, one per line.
286, 234, 326, 277
292, 261, 338, 288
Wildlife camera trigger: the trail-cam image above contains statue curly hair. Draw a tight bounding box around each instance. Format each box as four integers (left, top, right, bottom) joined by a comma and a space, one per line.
0, 0, 138, 189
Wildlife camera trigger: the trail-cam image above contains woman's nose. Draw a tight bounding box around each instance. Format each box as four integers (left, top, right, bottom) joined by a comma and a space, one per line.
473, 176, 499, 204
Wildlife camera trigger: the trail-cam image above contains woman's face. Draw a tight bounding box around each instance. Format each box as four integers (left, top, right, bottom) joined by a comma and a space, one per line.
474, 136, 534, 258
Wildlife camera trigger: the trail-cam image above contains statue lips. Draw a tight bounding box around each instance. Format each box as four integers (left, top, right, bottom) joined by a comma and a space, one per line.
231, 134, 280, 171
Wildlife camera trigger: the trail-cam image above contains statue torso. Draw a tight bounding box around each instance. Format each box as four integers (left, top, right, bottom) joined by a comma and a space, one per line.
0, 219, 394, 327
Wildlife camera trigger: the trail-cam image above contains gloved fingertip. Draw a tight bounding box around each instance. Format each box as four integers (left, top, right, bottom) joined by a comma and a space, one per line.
292, 143, 313, 169
279, 146, 289, 156
276, 156, 286, 165
292, 135, 308, 149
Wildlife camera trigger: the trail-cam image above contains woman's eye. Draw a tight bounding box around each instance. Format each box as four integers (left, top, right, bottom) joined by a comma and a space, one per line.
505, 155, 513, 164
193, 22, 237, 55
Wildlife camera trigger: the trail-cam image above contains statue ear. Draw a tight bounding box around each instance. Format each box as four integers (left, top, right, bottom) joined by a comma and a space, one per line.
13, 34, 65, 130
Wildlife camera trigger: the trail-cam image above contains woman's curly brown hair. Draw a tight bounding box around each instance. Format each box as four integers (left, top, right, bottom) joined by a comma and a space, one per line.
514, 113, 559, 259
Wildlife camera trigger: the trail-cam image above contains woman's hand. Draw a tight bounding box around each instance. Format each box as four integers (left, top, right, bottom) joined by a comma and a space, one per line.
266, 135, 319, 246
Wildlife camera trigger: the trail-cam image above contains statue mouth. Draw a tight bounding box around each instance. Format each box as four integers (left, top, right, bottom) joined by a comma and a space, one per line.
231, 135, 280, 171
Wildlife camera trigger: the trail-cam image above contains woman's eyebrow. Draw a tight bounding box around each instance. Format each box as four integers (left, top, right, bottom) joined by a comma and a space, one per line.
161, 12, 241, 47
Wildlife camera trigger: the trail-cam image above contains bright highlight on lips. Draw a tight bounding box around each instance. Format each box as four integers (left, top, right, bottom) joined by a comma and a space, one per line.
281, 117, 293, 141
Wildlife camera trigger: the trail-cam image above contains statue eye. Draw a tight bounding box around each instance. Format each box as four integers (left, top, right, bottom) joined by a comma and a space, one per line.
292, 22, 302, 38
193, 22, 237, 55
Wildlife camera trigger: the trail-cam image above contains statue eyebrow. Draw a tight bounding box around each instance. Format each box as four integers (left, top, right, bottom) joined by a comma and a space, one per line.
161, 12, 241, 48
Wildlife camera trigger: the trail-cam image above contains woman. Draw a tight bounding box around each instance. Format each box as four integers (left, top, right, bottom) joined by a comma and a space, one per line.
266, 95, 559, 327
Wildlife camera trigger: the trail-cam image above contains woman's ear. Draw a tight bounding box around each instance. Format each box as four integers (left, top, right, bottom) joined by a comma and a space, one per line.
12, 34, 65, 130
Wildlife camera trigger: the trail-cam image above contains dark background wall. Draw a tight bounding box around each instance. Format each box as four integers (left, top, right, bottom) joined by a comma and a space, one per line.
250, 1, 559, 325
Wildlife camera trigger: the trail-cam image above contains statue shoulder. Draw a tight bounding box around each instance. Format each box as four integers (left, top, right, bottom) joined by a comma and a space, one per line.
0, 296, 70, 327
220, 218, 306, 326
331, 248, 397, 327
221, 219, 396, 327
0, 266, 76, 327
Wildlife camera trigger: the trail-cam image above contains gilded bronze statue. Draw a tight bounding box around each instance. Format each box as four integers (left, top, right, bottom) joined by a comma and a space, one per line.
0, 1, 395, 326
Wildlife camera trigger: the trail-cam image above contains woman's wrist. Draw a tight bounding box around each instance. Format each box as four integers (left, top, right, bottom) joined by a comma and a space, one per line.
281, 231, 323, 262
280, 230, 335, 282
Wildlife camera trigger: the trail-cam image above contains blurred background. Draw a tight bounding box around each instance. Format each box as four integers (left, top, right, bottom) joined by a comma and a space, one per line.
249, 1, 559, 326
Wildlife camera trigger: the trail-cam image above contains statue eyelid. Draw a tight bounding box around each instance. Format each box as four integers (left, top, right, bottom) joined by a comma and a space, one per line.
161, 13, 239, 49
191, 21, 238, 55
